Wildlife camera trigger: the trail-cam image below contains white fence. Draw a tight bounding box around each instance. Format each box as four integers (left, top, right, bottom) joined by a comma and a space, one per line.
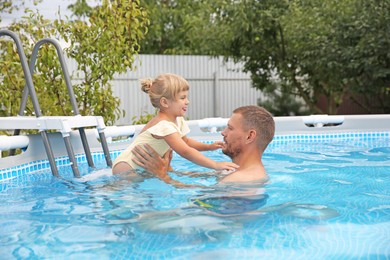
68, 55, 266, 125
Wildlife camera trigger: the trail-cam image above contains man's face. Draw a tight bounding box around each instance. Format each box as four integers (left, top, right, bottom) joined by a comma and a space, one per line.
221, 113, 246, 159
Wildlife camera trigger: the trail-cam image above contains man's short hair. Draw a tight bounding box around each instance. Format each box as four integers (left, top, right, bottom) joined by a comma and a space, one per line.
233, 105, 275, 151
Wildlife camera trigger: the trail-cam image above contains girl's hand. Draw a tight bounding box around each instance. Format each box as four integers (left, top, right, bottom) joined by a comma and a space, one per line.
208, 141, 223, 150
215, 162, 239, 171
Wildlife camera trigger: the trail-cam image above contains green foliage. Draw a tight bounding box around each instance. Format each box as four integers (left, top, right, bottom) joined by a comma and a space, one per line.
1, 11, 62, 119
131, 110, 157, 125
67, 0, 93, 19
0, 0, 39, 15
0, 0, 149, 128
139, 0, 226, 55
282, 0, 390, 113
55, 0, 149, 125
259, 91, 310, 117
219, 0, 390, 114
141, 0, 389, 114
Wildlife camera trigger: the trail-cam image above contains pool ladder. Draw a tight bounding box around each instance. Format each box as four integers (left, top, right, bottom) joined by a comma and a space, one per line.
0, 29, 112, 177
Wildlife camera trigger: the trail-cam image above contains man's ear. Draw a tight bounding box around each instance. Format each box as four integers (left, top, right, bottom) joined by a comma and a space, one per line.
246, 129, 257, 144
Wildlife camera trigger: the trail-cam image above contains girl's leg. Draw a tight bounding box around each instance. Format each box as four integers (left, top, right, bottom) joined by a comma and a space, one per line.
112, 161, 133, 174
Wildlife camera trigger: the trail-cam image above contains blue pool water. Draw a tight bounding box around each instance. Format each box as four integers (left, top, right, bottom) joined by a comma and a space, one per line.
0, 133, 389, 259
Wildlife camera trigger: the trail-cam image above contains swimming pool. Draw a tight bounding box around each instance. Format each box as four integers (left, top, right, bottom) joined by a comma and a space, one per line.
0, 115, 389, 259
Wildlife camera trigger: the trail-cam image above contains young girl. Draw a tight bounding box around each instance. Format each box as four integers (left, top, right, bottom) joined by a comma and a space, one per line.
112, 73, 239, 174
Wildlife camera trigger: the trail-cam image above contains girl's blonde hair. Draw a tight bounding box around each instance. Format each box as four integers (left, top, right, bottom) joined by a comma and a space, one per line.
140, 73, 189, 108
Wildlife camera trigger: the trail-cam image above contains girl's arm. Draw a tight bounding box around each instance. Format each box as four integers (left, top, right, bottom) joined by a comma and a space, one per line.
164, 132, 238, 171
183, 136, 223, 151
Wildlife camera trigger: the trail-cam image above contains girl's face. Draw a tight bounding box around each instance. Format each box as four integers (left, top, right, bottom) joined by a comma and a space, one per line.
167, 90, 189, 117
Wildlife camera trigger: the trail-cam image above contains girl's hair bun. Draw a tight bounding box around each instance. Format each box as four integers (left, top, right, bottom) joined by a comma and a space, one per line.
140, 78, 153, 93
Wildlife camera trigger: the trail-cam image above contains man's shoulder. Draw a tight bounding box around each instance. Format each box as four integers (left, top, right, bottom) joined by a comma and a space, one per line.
220, 167, 268, 183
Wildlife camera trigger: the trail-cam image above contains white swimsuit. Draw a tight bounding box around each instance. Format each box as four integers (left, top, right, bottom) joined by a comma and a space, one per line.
113, 117, 190, 170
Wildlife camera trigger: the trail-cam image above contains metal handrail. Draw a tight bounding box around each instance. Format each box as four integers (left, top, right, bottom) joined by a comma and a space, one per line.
1, 30, 112, 176
20, 38, 96, 168
0, 29, 59, 177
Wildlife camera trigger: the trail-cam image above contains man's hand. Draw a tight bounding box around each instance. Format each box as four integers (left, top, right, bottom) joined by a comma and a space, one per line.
132, 144, 206, 189
131, 144, 173, 183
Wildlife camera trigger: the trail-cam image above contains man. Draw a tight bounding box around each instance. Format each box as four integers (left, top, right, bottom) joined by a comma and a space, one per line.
131, 105, 275, 185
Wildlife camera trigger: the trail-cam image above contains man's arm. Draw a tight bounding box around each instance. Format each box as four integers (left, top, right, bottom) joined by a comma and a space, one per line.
131, 144, 199, 188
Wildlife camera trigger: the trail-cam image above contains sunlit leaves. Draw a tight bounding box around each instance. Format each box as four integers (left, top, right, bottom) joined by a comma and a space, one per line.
1, 0, 149, 125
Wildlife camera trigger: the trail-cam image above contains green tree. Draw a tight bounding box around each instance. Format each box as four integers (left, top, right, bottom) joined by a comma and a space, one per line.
139, 0, 227, 55
212, 0, 390, 114
1, 11, 61, 119
138, 0, 323, 113
0, 0, 37, 16
0, 0, 149, 126
55, 0, 149, 124
283, 0, 390, 114
67, 0, 93, 18
140, 0, 390, 114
